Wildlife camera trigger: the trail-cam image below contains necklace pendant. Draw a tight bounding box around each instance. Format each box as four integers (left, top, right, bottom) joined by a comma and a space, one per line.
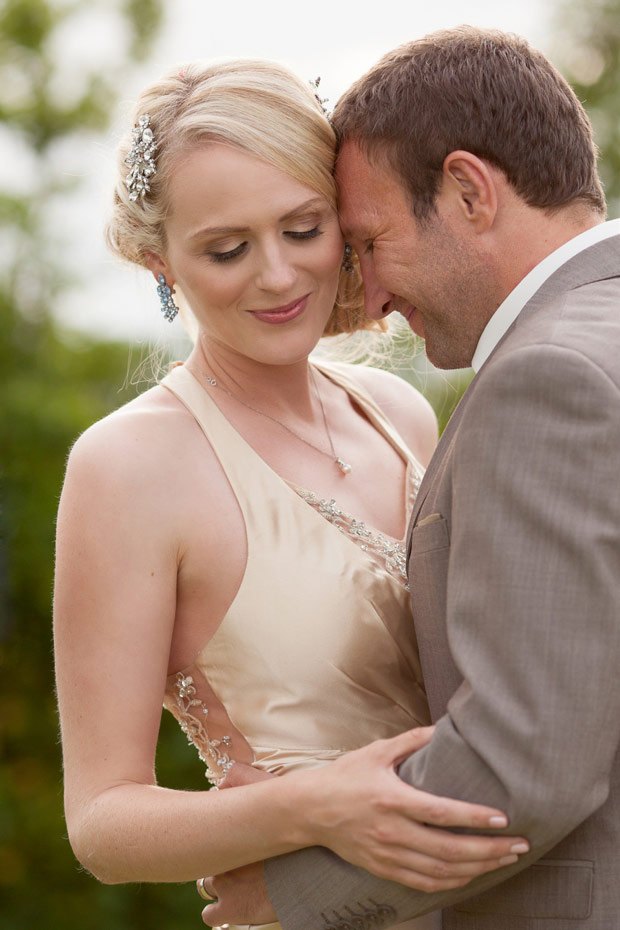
335, 457, 352, 475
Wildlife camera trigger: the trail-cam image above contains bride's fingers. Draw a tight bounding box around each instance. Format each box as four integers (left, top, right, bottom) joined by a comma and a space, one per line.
368, 730, 513, 830
358, 841, 521, 881
377, 726, 436, 766
368, 817, 528, 865
392, 782, 515, 832
366, 862, 488, 894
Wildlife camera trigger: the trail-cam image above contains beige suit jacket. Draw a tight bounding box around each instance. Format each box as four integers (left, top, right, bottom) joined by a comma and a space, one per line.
265, 235, 620, 929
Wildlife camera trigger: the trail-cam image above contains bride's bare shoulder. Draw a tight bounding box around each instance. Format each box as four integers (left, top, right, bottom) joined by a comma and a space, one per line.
69, 382, 191, 462
328, 362, 438, 467
62, 381, 207, 508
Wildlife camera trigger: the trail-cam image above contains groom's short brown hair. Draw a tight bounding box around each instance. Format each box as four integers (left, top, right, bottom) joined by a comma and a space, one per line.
332, 26, 606, 219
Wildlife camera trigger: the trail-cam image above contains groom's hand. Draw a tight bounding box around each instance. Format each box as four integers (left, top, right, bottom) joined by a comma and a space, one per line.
198, 761, 278, 925
198, 862, 277, 927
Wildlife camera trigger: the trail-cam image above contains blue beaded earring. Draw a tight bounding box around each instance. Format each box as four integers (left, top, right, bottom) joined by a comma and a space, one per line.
341, 244, 354, 275
156, 273, 178, 322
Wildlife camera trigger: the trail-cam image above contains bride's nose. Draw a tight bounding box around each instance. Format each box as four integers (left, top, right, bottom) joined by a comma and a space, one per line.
255, 242, 297, 293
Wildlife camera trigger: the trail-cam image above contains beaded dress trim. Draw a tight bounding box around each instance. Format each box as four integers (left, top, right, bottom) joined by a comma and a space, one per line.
165, 672, 235, 786
291, 464, 423, 591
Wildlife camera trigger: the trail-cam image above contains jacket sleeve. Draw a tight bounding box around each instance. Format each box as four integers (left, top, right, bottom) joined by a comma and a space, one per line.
265, 342, 620, 929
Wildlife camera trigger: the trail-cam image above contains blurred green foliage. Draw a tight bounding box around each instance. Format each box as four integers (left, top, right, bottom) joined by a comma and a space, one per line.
554, 0, 620, 217
0, 1, 212, 928
1, 0, 618, 928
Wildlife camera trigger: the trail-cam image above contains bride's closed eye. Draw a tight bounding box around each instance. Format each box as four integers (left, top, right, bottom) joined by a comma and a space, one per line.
208, 242, 248, 263
208, 226, 324, 263
207, 242, 248, 262
286, 225, 323, 241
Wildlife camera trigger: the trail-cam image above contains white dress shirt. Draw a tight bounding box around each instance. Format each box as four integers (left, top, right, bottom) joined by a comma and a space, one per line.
471, 218, 620, 373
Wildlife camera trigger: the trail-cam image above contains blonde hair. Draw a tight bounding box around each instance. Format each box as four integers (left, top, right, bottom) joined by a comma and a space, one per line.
106, 59, 376, 336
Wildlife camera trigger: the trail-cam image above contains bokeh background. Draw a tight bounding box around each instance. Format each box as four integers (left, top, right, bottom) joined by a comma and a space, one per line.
1, 1, 619, 927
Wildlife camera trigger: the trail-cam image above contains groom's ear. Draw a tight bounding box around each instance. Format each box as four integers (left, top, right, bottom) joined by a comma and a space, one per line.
441, 151, 497, 232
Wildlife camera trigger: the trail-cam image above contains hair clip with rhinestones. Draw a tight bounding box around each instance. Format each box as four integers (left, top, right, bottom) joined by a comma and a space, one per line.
309, 77, 330, 117
125, 113, 158, 201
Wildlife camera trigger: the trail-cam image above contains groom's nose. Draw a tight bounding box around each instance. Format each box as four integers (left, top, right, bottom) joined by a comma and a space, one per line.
358, 257, 395, 319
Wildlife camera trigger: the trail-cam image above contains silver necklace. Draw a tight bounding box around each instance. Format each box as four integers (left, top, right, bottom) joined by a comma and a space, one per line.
192, 365, 353, 475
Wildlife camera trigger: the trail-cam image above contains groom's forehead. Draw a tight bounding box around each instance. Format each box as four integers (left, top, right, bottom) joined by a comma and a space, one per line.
336, 140, 403, 198
335, 141, 406, 230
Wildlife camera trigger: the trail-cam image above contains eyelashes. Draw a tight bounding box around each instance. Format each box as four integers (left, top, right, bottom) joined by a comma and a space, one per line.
287, 226, 323, 241
209, 242, 247, 263
208, 226, 323, 263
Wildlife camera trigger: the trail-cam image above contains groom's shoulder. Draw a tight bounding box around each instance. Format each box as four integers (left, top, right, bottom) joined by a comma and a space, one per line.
485, 275, 620, 386
528, 276, 620, 378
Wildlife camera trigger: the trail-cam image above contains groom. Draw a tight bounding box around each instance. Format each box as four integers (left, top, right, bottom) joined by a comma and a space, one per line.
203, 27, 620, 928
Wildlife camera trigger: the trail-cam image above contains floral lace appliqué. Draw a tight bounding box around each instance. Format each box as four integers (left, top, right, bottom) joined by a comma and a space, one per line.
166, 672, 234, 786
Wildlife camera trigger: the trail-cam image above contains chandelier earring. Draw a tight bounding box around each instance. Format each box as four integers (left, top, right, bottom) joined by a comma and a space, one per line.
342, 244, 355, 275
156, 274, 179, 322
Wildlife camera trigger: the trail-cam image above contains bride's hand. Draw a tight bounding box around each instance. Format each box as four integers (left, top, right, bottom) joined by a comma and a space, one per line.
301, 727, 529, 893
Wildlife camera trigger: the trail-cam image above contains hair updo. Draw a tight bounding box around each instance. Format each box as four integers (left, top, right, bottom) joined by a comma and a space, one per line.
106, 59, 370, 337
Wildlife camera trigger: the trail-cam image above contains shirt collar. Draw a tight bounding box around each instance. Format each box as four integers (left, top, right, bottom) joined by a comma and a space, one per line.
471, 218, 620, 373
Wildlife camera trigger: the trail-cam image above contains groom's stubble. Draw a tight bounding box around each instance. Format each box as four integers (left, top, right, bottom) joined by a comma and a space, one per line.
335, 141, 502, 370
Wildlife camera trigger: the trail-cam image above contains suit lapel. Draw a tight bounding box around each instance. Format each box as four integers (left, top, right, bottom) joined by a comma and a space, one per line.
406, 384, 473, 551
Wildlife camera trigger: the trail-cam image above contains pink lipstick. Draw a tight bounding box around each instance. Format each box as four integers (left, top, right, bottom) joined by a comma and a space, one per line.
249, 294, 308, 325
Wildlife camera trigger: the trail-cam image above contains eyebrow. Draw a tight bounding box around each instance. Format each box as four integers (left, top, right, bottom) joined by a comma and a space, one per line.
187, 197, 327, 241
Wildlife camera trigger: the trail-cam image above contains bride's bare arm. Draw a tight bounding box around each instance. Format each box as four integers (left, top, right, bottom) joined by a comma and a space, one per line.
54, 408, 315, 885
55, 407, 526, 888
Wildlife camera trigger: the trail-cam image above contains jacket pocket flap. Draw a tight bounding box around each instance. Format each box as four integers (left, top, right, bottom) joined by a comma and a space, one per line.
410, 516, 450, 555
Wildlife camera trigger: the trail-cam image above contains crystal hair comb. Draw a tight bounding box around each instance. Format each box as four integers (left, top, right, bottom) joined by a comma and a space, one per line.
125, 113, 158, 201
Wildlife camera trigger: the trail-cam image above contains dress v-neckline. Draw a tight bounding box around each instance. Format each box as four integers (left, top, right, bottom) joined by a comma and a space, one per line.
162, 361, 423, 578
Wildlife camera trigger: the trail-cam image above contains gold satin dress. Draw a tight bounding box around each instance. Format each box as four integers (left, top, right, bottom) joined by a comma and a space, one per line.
161, 362, 439, 930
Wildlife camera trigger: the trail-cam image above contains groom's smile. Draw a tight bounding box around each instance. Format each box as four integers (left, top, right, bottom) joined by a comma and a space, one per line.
335, 140, 502, 369
335, 139, 462, 364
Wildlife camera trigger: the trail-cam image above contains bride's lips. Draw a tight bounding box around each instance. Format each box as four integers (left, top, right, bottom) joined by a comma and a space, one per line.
249, 294, 309, 325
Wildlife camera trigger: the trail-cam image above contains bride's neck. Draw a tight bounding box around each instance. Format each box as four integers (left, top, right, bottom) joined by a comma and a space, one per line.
186, 341, 319, 421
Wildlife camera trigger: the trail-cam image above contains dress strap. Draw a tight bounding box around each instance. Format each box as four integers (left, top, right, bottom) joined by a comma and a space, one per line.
160, 363, 271, 503
311, 358, 424, 473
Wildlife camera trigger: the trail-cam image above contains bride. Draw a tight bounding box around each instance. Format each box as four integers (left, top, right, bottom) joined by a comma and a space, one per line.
53, 59, 526, 930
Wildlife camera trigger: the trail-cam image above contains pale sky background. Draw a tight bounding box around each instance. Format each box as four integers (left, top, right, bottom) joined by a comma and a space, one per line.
37, 0, 557, 342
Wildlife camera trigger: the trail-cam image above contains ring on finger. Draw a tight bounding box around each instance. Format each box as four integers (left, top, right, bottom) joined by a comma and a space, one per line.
197, 877, 217, 902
